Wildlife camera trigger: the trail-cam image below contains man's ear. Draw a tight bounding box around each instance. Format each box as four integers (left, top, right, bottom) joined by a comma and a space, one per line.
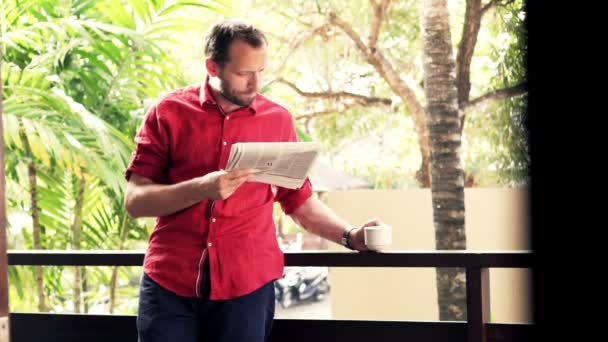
206, 58, 219, 77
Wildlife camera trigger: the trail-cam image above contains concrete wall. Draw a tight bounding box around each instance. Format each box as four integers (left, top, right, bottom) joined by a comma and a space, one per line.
323, 188, 533, 323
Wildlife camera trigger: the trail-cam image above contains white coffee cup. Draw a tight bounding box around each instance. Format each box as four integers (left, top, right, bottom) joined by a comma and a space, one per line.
364, 225, 392, 251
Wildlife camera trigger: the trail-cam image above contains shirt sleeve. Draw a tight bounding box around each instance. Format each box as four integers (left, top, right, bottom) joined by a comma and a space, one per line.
275, 178, 313, 214
274, 116, 313, 214
125, 105, 169, 183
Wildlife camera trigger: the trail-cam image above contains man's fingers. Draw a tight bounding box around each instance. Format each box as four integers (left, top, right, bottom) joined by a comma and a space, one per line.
231, 175, 251, 188
363, 218, 382, 227
213, 169, 255, 199
223, 173, 251, 185
219, 171, 252, 192
227, 168, 256, 180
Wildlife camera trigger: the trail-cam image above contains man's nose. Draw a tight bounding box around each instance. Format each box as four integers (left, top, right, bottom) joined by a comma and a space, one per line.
249, 72, 261, 89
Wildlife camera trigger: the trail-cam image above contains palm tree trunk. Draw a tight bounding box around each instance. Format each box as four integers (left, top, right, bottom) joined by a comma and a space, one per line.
82, 267, 89, 313
420, 0, 467, 321
109, 213, 128, 313
71, 171, 86, 313
18, 124, 47, 312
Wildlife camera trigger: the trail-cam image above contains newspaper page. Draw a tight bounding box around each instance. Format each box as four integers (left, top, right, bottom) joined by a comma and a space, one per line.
225, 142, 321, 189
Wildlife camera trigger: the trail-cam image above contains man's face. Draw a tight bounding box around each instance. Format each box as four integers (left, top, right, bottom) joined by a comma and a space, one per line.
211, 39, 268, 107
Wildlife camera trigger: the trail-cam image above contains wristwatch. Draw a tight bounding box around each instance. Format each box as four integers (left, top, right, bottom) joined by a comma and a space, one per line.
341, 227, 357, 250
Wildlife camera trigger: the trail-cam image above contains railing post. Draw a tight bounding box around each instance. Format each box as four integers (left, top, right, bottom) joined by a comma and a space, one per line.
466, 267, 490, 342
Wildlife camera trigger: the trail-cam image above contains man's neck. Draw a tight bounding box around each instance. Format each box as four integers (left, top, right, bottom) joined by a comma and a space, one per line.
210, 87, 241, 114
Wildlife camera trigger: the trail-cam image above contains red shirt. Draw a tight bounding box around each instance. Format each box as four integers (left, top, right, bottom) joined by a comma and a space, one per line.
125, 80, 312, 300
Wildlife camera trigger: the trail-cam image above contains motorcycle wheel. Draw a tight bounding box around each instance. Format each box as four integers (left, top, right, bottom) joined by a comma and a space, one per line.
314, 280, 330, 301
281, 294, 293, 309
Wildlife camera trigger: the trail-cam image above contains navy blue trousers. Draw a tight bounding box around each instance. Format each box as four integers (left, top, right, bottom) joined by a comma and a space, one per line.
137, 262, 275, 342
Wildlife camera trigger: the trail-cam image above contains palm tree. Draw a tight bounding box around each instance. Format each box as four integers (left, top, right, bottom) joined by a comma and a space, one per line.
420, 0, 467, 321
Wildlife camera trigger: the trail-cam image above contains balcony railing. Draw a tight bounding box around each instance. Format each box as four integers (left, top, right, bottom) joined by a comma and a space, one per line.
7, 250, 533, 342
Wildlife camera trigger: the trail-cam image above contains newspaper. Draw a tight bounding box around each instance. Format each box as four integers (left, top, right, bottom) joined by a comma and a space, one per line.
225, 142, 321, 189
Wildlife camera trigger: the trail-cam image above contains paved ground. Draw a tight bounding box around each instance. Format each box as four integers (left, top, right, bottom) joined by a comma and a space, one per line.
274, 294, 331, 319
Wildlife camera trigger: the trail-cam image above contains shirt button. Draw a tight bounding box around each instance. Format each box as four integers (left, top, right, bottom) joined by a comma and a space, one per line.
226, 116, 230, 120
208, 242, 213, 247
223, 141, 227, 146
211, 218, 216, 222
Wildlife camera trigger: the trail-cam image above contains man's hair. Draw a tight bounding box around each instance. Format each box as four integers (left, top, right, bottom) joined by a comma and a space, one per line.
204, 19, 267, 66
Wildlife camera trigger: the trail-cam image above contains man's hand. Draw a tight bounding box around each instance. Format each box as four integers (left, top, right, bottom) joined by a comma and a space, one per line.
288, 197, 390, 252
348, 218, 386, 251
198, 168, 256, 200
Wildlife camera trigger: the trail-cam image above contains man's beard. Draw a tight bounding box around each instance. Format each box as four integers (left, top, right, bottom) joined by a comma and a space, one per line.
219, 82, 255, 107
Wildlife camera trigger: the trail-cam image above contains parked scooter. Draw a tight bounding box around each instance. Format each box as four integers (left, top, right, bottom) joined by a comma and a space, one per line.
274, 267, 330, 309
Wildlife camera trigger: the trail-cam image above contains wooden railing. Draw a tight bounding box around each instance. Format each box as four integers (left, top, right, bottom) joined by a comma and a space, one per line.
7, 250, 533, 342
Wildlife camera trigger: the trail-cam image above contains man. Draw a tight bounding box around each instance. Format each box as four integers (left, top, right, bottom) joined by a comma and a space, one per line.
125, 19, 383, 342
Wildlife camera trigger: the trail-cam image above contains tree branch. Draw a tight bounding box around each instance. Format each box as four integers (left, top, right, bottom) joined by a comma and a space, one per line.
328, 11, 369, 54
328, 10, 431, 186
456, 0, 482, 106
276, 10, 315, 27
480, 0, 500, 15
462, 82, 527, 111
264, 31, 292, 45
481, 0, 515, 16
369, 0, 391, 50
327, 11, 424, 117
273, 23, 332, 75
294, 102, 361, 120
276, 78, 392, 105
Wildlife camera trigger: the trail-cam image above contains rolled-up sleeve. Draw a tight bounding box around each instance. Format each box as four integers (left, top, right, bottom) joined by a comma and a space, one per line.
125, 105, 168, 182
275, 178, 313, 214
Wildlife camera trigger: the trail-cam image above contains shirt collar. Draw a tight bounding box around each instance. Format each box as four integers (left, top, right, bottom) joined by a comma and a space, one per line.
199, 75, 258, 114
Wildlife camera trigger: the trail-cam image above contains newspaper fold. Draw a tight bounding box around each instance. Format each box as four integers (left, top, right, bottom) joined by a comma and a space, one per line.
226, 142, 321, 189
